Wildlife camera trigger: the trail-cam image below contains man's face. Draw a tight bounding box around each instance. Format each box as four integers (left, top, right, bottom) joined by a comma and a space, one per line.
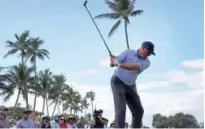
0, 109, 8, 116
0, 113, 4, 119
138, 46, 149, 58
30, 113, 36, 120
99, 112, 102, 117
24, 112, 30, 119
69, 118, 75, 124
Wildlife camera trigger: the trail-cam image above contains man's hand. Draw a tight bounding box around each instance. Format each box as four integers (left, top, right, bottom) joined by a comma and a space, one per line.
97, 116, 108, 124
109, 55, 119, 67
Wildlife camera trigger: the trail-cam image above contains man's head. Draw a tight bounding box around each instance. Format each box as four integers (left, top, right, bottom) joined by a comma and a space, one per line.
23, 109, 32, 119
98, 109, 103, 116
42, 116, 50, 124
138, 41, 155, 58
29, 112, 37, 121
59, 117, 65, 124
68, 115, 76, 124
0, 106, 8, 115
0, 110, 5, 119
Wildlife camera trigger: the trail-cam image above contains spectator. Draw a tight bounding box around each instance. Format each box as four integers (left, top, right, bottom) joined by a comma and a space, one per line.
59, 117, 67, 128
29, 112, 39, 128
77, 117, 87, 128
41, 116, 51, 128
34, 117, 41, 128
16, 109, 35, 128
90, 110, 107, 128
0, 110, 10, 128
67, 115, 78, 128
50, 115, 60, 128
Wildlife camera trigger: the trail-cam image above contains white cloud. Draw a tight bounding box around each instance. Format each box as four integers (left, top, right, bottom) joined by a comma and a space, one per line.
98, 52, 121, 68
180, 59, 204, 69
66, 69, 97, 77
98, 58, 110, 68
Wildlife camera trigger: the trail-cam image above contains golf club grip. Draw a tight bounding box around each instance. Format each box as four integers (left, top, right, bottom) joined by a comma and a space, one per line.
109, 54, 115, 67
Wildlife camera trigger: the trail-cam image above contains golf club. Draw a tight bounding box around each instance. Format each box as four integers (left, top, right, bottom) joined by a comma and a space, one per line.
83, 0, 113, 56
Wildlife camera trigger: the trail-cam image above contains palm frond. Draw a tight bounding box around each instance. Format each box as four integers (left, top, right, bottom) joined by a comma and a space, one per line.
108, 19, 121, 37
5, 41, 18, 48
130, 10, 143, 16
4, 49, 18, 58
105, 0, 117, 12
95, 13, 121, 20
14, 34, 20, 41
127, 0, 137, 13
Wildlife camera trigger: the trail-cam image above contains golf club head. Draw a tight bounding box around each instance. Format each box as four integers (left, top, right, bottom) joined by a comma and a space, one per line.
83, 0, 88, 6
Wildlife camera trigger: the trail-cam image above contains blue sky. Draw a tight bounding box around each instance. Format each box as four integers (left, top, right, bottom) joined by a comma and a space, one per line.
0, 0, 204, 126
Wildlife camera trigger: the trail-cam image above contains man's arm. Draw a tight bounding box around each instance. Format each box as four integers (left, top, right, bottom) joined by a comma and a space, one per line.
119, 64, 140, 70
119, 61, 150, 72
98, 116, 108, 125
110, 50, 128, 67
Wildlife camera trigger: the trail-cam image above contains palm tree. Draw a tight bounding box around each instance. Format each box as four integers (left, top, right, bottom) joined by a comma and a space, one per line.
72, 92, 82, 115
81, 97, 89, 117
62, 86, 76, 114
4, 30, 30, 64
49, 74, 68, 117
95, 0, 143, 49
0, 64, 33, 108
86, 91, 95, 115
86, 113, 92, 121
38, 69, 53, 116
27, 37, 49, 111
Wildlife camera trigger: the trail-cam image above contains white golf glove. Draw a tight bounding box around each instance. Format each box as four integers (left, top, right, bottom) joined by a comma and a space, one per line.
113, 59, 120, 66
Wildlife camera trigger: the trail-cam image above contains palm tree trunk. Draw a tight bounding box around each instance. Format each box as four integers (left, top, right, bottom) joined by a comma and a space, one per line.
52, 102, 58, 117
42, 97, 45, 115
33, 57, 37, 111
70, 108, 72, 114
91, 99, 93, 115
58, 102, 60, 114
21, 53, 24, 65
124, 20, 130, 49
14, 90, 21, 107
62, 104, 63, 114
46, 97, 49, 116
25, 86, 29, 109
85, 107, 86, 117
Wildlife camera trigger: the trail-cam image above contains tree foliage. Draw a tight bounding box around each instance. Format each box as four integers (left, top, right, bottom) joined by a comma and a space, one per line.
152, 112, 200, 128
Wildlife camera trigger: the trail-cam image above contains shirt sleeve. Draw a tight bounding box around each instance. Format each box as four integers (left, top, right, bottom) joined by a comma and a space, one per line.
16, 121, 22, 128
50, 121, 55, 128
138, 60, 150, 73
116, 49, 128, 63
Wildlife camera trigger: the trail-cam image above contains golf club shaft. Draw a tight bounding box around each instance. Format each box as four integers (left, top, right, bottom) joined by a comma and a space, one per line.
83, 1, 113, 56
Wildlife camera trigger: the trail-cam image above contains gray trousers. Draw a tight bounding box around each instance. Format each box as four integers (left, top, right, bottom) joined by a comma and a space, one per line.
111, 76, 144, 128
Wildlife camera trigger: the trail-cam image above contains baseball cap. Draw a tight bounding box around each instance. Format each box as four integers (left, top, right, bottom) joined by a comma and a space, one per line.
42, 116, 50, 120
0, 106, 8, 110
24, 109, 32, 114
98, 109, 103, 113
141, 41, 155, 55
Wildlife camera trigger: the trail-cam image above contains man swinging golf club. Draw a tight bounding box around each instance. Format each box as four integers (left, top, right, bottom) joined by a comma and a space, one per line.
110, 41, 155, 128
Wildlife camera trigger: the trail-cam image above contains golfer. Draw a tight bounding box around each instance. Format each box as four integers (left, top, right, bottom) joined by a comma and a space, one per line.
110, 41, 155, 128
